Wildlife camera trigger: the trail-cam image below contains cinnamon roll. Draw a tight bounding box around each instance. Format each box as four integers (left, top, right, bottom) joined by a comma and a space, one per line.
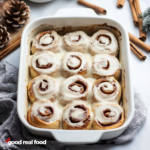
93, 77, 121, 103
63, 31, 89, 52
93, 102, 124, 130
31, 30, 61, 54
63, 101, 91, 130
92, 54, 121, 80
28, 100, 60, 129
59, 75, 88, 105
30, 51, 60, 78
90, 30, 118, 56
28, 75, 56, 103
62, 52, 88, 77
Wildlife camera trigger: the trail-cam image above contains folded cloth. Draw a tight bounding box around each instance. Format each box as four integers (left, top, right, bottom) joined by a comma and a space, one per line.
0, 61, 147, 150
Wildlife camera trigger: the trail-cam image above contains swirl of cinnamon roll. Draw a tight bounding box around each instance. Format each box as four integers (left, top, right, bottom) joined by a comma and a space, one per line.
92, 54, 121, 80
93, 102, 124, 130
30, 51, 60, 78
62, 52, 88, 77
31, 30, 61, 54
93, 77, 121, 103
28, 100, 60, 129
28, 75, 56, 103
63, 100, 91, 130
63, 31, 89, 52
59, 75, 88, 105
90, 30, 118, 56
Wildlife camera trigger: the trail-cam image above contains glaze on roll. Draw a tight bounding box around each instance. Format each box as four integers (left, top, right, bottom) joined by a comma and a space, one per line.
93, 77, 121, 103
28, 100, 60, 129
63, 31, 89, 52
62, 101, 91, 130
28, 75, 56, 103
30, 51, 60, 78
90, 30, 118, 56
92, 54, 121, 80
31, 30, 61, 54
59, 75, 88, 105
62, 52, 88, 77
93, 102, 124, 130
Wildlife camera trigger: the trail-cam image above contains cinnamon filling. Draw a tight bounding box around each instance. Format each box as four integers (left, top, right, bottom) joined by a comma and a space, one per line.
68, 81, 87, 94
95, 79, 116, 94
39, 34, 54, 46
38, 106, 53, 119
71, 35, 81, 42
67, 55, 82, 70
103, 109, 115, 118
39, 80, 48, 91
69, 105, 89, 123
100, 83, 116, 94
102, 60, 110, 70
36, 60, 52, 69
98, 114, 121, 126
96, 34, 111, 45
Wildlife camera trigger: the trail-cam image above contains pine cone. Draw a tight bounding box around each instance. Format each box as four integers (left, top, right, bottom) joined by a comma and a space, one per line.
3, 0, 30, 31
0, 24, 10, 49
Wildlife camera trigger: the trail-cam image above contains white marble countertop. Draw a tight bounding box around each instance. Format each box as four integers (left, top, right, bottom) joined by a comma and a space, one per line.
3, 0, 150, 149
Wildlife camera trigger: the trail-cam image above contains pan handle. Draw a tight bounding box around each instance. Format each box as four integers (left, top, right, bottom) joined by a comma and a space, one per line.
53, 8, 98, 17
51, 130, 103, 144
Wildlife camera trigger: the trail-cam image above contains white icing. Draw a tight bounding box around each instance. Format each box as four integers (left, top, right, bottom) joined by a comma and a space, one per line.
39, 34, 53, 45
71, 85, 81, 92
31, 75, 56, 100
62, 52, 88, 76
32, 30, 60, 53
30, 100, 59, 123
38, 106, 47, 114
63, 31, 90, 52
31, 51, 60, 75
71, 109, 84, 119
63, 100, 90, 127
108, 111, 116, 117
92, 54, 121, 77
94, 103, 123, 124
40, 81, 47, 89
68, 57, 80, 68
93, 77, 120, 103
99, 36, 110, 45
90, 30, 118, 56
70, 36, 80, 41
38, 56, 50, 66
59, 75, 88, 105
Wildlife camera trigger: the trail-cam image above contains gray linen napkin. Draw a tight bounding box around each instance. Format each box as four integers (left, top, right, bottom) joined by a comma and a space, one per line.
0, 61, 147, 150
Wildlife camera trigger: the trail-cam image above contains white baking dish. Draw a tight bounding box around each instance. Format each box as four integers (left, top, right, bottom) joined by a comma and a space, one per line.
17, 8, 134, 144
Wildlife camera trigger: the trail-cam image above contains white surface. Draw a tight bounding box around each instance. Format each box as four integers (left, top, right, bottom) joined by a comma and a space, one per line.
4, 0, 150, 149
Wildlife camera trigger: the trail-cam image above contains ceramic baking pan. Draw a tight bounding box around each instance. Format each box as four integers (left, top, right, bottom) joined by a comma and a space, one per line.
17, 8, 134, 144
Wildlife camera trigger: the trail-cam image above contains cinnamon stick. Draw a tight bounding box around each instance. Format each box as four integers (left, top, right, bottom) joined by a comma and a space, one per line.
0, 35, 21, 60
77, 0, 106, 14
129, 0, 138, 26
130, 41, 146, 61
129, 33, 150, 53
117, 0, 126, 8
134, 0, 146, 41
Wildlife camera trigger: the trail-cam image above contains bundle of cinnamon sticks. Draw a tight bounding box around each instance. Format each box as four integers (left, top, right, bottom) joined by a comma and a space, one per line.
0, 35, 21, 60
117, 0, 146, 41
129, 32, 150, 61
129, 0, 146, 41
